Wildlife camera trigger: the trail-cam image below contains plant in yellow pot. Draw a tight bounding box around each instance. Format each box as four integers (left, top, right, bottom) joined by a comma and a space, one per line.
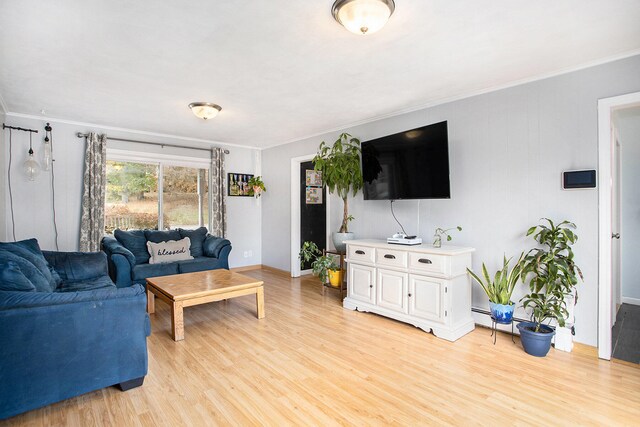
299, 241, 340, 286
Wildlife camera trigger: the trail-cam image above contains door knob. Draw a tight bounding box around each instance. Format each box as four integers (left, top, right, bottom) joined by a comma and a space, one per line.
612, 233, 620, 239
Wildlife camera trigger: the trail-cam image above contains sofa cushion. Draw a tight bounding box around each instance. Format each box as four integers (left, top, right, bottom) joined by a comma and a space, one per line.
55, 275, 117, 293
177, 257, 226, 274
0, 239, 60, 289
0, 260, 37, 292
114, 229, 149, 265
147, 238, 193, 264
144, 229, 181, 244
179, 227, 208, 257
0, 249, 52, 292
132, 263, 179, 282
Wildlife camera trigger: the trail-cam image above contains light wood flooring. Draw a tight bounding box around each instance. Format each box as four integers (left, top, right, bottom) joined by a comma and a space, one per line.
3, 268, 640, 426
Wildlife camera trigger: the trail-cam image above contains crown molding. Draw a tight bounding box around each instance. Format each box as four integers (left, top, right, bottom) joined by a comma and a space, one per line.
3, 112, 260, 151
263, 49, 640, 150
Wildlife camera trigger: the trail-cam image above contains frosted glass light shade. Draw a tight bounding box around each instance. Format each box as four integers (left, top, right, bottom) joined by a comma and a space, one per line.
332, 0, 395, 35
24, 151, 40, 181
42, 139, 52, 171
189, 102, 222, 120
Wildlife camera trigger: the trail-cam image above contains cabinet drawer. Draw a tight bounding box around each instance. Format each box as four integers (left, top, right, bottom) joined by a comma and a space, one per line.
408, 252, 448, 275
348, 245, 375, 264
375, 248, 408, 268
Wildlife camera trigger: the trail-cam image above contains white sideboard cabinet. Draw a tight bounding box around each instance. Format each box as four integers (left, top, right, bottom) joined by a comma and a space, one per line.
343, 240, 475, 341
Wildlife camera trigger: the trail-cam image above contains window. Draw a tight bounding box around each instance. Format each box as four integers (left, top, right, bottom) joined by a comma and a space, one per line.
105, 159, 210, 233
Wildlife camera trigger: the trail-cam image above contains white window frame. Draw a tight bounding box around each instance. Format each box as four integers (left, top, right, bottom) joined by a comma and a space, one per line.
106, 148, 212, 231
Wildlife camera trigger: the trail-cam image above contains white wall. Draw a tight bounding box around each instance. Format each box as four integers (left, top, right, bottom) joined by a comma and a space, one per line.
615, 107, 640, 303
0, 115, 261, 268
262, 54, 640, 346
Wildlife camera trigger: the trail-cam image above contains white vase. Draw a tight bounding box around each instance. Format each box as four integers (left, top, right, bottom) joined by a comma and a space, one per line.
332, 232, 355, 253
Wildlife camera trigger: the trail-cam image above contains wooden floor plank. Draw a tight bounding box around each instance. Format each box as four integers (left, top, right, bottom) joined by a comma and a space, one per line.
2, 268, 639, 426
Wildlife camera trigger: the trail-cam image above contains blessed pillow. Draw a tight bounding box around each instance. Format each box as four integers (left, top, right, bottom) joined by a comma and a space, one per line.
146, 237, 194, 264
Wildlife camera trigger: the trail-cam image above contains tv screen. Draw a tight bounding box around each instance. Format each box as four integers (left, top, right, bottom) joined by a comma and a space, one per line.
361, 121, 450, 200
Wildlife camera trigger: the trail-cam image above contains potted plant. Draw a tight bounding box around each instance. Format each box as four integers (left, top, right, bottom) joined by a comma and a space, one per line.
467, 254, 524, 323
299, 241, 341, 287
517, 219, 583, 357
247, 176, 266, 198
313, 133, 363, 253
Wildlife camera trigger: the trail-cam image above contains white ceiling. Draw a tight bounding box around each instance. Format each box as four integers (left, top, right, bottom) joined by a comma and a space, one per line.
1, 0, 640, 149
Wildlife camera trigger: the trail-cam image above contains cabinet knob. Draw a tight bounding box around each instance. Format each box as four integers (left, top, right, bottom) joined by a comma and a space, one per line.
369, 284, 373, 288
418, 258, 432, 264
356, 250, 365, 255
384, 254, 396, 259
408, 293, 412, 297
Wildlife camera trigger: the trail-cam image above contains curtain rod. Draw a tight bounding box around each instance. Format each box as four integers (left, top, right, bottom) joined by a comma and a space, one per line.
75, 132, 230, 154
3, 123, 39, 133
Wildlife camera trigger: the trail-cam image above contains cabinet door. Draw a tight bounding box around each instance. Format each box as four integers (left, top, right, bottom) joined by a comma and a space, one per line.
348, 263, 376, 304
377, 269, 408, 313
408, 275, 446, 322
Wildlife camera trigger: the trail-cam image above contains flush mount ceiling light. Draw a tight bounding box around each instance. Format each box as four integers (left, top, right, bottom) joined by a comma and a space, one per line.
189, 102, 222, 120
332, 0, 395, 35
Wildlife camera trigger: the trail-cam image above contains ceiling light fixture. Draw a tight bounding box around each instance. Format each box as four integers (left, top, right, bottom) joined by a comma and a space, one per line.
189, 102, 222, 120
332, 0, 395, 35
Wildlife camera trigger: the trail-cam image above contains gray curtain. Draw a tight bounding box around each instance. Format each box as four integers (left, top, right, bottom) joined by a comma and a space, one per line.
210, 147, 226, 237
79, 133, 107, 252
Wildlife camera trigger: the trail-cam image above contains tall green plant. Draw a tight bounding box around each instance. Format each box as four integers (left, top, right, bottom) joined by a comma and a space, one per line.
520, 219, 583, 332
467, 254, 524, 305
313, 133, 363, 233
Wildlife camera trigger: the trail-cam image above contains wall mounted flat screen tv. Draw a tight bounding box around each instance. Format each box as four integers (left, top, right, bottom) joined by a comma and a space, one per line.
361, 121, 450, 200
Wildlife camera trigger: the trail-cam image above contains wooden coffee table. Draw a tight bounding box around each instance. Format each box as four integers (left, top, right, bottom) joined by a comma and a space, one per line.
145, 269, 265, 341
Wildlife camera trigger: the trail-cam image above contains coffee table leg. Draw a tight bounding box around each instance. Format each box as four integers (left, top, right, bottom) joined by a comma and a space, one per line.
146, 287, 155, 314
256, 286, 265, 319
171, 301, 185, 341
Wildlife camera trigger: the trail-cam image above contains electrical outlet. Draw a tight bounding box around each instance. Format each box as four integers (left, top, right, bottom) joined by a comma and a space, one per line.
243, 251, 249, 258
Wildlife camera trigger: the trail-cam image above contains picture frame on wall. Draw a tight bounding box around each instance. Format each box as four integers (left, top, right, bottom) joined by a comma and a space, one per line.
306, 170, 322, 187
228, 173, 254, 197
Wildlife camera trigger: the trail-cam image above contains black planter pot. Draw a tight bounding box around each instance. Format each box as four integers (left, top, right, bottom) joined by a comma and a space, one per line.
516, 321, 555, 357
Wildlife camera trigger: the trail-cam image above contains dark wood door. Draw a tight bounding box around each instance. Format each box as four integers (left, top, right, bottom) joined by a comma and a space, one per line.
300, 161, 326, 270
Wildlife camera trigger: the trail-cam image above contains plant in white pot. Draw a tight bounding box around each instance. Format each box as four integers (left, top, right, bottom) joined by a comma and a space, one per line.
467, 254, 524, 324
518, 219, 583, 357
313, 133, 363, 253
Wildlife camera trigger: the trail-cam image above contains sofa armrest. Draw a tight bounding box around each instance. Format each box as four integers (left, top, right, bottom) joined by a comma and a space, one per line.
203, 235, 231, 258
43, 251, 109, 282
0, 284, 145, 310
101, 236, 136, 267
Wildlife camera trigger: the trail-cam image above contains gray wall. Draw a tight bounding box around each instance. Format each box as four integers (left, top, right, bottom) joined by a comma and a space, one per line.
0, 116, 262, 268
617, 107, 640, 303
262, 54, 640, 346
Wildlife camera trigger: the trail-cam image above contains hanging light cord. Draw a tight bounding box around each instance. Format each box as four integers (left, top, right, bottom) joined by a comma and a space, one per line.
46, 123, 60, 250
7, 130, 16, 241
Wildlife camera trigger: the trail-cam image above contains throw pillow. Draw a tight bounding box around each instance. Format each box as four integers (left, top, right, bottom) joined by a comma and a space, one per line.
146, 237, 194, 264
0, 249, 51, 292
114, 229, 150, 264
0, 260, 37, 292
0, 239, 59, 290
179, 227, 208, 257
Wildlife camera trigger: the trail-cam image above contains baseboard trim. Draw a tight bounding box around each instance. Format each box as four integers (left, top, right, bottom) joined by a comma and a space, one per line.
621, 297, 640, 306
230, 264, 262, 272
260, 265, 291, 276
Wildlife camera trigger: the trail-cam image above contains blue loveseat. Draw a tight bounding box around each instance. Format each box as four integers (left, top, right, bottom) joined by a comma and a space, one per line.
102, 227, 231, 288
0, 239, 150, 420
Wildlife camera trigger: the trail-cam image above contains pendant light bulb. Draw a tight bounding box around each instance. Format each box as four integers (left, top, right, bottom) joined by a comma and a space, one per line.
24, 148, 40, 181
43, 136, 52, 171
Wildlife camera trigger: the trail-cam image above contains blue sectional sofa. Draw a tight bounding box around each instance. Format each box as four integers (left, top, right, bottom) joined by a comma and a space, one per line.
102, 227, 231, 288
0, 239, 150, 420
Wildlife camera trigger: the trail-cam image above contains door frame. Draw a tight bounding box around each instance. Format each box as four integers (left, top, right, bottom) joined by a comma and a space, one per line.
597, 91, 640, 360
290, 154, 331, 277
